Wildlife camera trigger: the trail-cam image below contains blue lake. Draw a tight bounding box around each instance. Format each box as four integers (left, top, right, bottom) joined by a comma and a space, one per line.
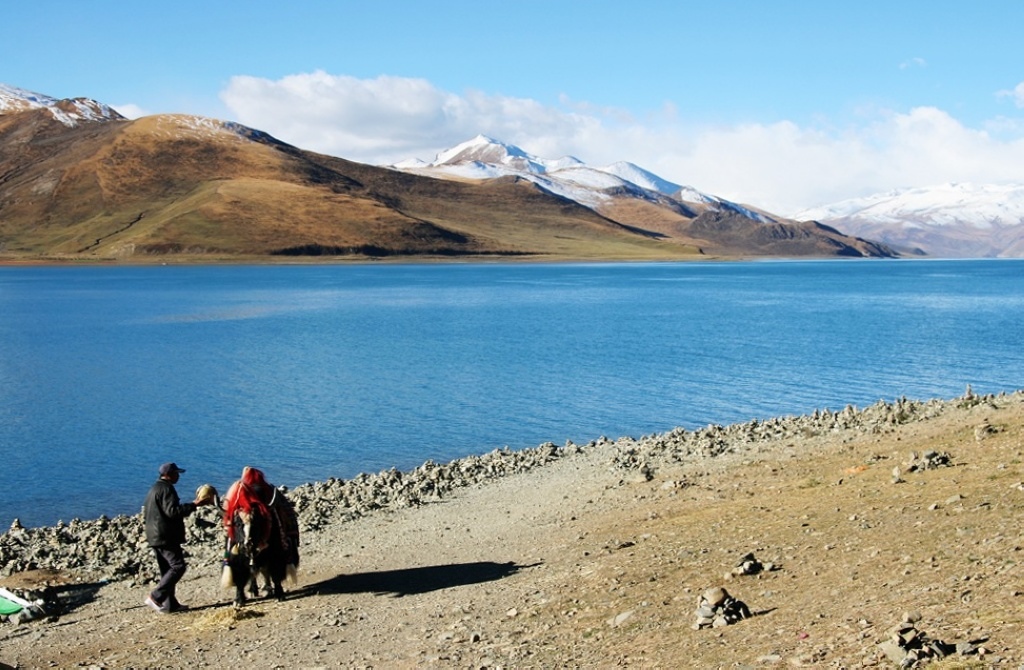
1, 259, 1022, 528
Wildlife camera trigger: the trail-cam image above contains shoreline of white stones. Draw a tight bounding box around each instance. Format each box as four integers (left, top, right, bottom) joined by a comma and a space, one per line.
1, 388, 1017, 594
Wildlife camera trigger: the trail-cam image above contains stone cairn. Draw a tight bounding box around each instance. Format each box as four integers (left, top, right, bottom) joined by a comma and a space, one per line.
724, 552, 775, 581
878, 611, 988, 668
904, 450, 953, 472
692, 586, 752, 630
892, 449, 954, 483
974, 418, 999, 441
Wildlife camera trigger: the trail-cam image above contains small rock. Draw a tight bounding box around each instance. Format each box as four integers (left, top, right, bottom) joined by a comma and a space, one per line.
608, 610, 634, 627
703, 587, 728, 608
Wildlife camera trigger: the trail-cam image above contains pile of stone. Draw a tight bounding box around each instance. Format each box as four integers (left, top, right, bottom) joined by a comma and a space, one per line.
893, 449, 956, 483
958, 384, 999, 410
692, 586, 751, 629
904, 450, 953, 472
878, 612, 988, 667
725, 552, 774, 580
974, 419, 999, 441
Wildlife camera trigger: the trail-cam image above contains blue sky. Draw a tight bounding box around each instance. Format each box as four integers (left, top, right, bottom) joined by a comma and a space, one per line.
5, 1, 1024, 214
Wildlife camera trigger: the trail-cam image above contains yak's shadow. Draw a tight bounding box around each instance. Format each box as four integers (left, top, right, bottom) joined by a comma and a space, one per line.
297, 561, 538, 598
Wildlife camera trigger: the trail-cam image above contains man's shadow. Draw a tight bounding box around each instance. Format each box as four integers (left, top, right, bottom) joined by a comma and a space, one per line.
296, 561, 539, 598
48, 581, 104, 615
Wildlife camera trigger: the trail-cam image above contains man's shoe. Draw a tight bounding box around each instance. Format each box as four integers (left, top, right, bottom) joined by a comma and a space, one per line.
168, 601, 190, 613
144, 596, 169, 614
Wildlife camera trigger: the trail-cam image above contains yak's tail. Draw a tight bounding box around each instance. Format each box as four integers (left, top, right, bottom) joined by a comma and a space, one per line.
286, 563, 299, 585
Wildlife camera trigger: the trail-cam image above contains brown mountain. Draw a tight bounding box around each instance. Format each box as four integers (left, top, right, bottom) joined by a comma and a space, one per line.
0, 91, 895, 262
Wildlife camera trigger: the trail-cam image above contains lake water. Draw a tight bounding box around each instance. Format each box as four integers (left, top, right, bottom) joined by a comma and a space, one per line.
1, 259, 1022, 528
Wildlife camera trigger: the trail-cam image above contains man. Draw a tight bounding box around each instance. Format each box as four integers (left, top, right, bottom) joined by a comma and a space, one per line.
142, 462, 210, 614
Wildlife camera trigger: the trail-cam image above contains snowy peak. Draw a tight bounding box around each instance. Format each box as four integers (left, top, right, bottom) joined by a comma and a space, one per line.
431, 134, 584, 175
602, 165, 775, 223
796, 182, 1024, 229
433, 134, 527, 165
394, 136, 778, 223
48, 97, 124, 127
1, 83, 281, 149
0, 83, 123, 126
599, 161, 680, 196
0, 83, 54, 112
795, 182, 1024, 257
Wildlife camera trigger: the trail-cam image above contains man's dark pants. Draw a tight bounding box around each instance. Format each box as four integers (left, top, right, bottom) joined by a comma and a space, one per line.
151, 545, 187, 606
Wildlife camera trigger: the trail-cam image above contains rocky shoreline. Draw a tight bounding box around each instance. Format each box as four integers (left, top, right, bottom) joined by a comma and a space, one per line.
1, 388, 1008, 599
1, 386, 1022, 667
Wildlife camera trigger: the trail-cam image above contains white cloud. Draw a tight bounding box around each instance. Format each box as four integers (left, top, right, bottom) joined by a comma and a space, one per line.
220, 72, 1024, 216
650, 107, 1024, 214
221, 71, 599, 162
998, 81, 1024, 108
899, 57, 927, 70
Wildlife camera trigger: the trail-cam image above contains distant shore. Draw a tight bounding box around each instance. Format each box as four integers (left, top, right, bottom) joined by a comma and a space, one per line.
0, 251, 739, 267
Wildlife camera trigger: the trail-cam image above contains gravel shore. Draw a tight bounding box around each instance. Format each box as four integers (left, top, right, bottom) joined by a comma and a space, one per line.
2, 388, 1022, 668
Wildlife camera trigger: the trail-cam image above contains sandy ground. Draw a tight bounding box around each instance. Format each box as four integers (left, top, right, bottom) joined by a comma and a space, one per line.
1, 393, 1022, 669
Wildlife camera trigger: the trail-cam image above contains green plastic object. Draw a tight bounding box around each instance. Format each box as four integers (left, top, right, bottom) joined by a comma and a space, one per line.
0, 595, 22, 615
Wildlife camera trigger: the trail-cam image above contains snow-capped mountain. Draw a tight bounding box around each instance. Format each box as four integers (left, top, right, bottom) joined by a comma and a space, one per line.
796, 183, 1024, 257
0, 83, 122, 126
429, 135, 585, 173
796, 183, 1024, 228
0, 83, 283, 148
393, 135, 776, 223
0, 82, 896, 260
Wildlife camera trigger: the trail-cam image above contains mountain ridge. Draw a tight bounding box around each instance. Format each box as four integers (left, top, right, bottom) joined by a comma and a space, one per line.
0, 83, 122, 126
396, 134, 1024, 259
795, 183, 1024, 257
392, 134, 777, 223
0, 84, 893, 262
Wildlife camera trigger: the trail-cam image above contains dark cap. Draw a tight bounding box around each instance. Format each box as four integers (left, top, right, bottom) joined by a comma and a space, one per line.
159, 462, 186, 476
